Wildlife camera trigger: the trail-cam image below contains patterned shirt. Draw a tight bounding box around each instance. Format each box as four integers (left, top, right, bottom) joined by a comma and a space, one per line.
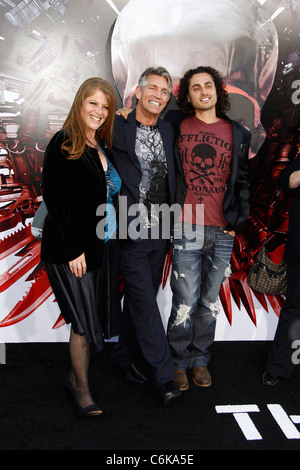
135, 121, 168, 228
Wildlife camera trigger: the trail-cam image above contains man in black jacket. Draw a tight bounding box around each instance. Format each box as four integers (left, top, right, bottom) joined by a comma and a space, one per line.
166, 66, 251, 392
110, 67, 182, 405
263, 155, 300, 385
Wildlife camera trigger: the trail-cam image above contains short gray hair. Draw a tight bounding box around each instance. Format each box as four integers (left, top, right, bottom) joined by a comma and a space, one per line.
138, 67, 172, 94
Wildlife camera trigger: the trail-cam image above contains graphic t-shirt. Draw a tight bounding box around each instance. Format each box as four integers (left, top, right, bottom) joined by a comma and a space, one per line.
179, 116, 233, 226
135, 121, 168, 228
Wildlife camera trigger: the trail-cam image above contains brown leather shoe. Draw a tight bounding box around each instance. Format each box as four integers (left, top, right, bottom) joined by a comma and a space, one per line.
192, 366, 211, 387
174, 370, 189, 391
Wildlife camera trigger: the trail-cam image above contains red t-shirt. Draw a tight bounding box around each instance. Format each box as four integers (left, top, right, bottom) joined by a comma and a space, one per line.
178, 116, 233, 225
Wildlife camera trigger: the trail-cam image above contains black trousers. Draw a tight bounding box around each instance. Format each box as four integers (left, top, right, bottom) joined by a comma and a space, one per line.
266, 262, 300, 378
110, 236, 174, 388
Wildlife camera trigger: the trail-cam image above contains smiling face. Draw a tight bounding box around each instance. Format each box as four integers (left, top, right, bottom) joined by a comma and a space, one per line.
187, 72, 218, 120
135, 74, 170, 125
81, 89, 110, 139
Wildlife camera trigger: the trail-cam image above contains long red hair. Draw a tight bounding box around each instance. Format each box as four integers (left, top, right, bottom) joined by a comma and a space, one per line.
62, 77, 116, 159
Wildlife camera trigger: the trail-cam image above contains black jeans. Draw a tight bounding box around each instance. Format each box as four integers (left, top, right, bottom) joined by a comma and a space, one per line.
266, 262, 300, 378
110, 236, 174, 388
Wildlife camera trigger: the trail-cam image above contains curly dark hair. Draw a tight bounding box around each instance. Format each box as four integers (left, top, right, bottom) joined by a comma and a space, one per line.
176, 66, 230, 117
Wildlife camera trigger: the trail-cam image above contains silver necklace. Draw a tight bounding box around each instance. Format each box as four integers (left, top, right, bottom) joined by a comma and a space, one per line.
86, 137, 100, 149
87, 137, 108, 171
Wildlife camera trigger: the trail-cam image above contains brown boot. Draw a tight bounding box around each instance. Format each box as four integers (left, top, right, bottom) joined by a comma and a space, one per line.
192, 366, 211, 387
174, 370, 189, 391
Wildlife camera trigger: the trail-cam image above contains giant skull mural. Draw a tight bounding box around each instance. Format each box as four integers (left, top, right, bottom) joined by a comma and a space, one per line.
111, 0, 279, 156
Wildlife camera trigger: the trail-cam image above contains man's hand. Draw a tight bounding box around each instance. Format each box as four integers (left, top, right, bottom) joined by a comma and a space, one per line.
116, 107, 132, 119
224, 230, 235, 237
289, 169, 300, 189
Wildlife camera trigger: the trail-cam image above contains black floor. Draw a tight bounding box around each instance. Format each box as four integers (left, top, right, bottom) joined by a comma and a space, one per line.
1, 341, 300, 452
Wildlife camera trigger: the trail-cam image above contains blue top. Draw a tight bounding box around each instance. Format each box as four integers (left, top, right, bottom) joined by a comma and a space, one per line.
104, 158, 121, 242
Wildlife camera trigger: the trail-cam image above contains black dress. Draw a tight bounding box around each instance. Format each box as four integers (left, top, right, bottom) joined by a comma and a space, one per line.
41, 131, 121, 351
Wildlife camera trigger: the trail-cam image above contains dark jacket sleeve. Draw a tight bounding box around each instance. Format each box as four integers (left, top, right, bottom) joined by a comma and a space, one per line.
164, 110, 187, 209
223, 121, 251, 234
281, 154, 300, 195
233, 130, 251, 233
42, 131, 87, 262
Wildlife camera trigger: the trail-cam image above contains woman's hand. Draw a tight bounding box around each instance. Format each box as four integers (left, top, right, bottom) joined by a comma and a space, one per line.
69, 253, 86, 278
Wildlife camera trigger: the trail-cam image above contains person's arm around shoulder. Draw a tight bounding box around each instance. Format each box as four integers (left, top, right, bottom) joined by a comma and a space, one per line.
116, 107, 132, 119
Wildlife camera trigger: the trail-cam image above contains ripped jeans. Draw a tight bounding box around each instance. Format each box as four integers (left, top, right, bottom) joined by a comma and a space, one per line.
167, 224, 234, 370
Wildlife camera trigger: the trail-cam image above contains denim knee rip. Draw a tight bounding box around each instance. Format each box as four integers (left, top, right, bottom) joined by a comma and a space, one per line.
172, 303, 191, 327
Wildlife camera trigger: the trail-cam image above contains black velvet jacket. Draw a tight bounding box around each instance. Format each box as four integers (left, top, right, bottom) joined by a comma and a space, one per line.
41, 130, 117, 269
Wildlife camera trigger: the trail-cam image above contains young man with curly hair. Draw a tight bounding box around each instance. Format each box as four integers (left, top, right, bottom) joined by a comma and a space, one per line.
165, 66, 251, 391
